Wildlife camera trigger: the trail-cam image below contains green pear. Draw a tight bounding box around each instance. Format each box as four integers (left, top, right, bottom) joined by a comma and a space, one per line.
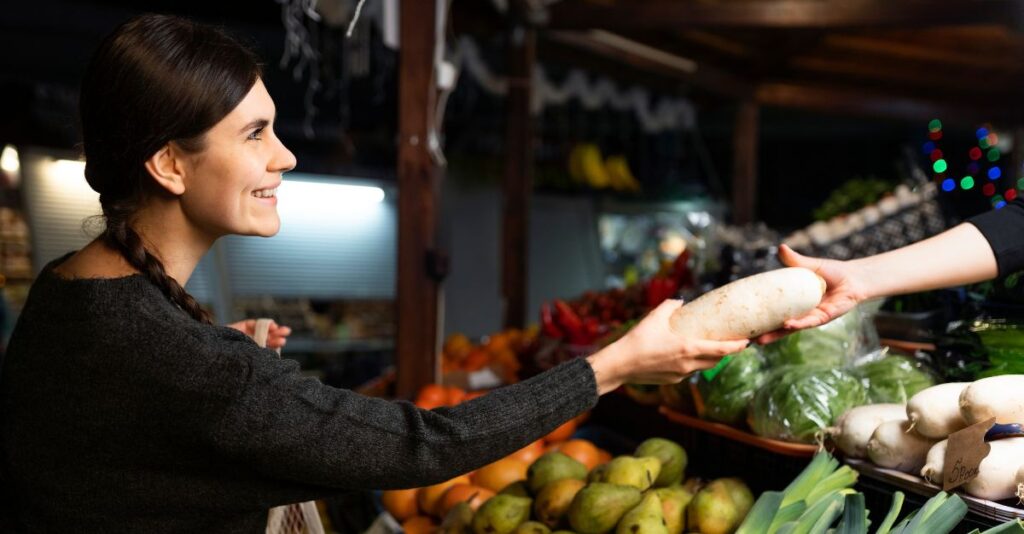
527, 452, 588, 494
500, 481, 532, 498
634, 439, 687, 487
713, 478, 753, 519
552, 531, 578, 534
615, 493, 668, 534
473, 495, 532, 534
440, 501, 475, 534
600, 456, 661, 491
568, 483, 642, 534
535, 479, 586, 528
587, 464, 609, 484
686, 483, 740, 534
651, 486, 694, 534
516, 521, 553, 534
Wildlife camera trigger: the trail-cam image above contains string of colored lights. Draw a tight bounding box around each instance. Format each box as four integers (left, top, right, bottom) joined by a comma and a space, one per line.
925, 119, 1020, 210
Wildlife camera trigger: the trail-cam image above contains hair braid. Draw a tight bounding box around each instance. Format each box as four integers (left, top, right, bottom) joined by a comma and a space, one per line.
102, 213, 212, 324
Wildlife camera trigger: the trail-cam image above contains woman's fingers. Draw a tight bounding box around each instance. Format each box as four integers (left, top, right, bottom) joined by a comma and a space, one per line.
689, 338, 750, 357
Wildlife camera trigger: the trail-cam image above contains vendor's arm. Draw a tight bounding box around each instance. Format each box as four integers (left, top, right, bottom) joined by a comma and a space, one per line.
760, 199, 1024, 339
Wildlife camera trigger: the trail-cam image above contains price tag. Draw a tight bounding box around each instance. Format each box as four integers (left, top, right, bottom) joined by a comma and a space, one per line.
942, 417, 995, 491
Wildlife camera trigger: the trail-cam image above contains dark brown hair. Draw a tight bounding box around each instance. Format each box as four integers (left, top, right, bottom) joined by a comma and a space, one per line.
80, 14, 262, 323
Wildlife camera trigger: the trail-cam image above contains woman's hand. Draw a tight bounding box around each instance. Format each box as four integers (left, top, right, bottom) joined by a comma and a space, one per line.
227, 319, 292, 350
756, 244, 869, 344
586, 299, 750, 395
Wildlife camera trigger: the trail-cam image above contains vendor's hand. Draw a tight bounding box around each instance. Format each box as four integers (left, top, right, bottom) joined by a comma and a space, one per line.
586, 299, 749, 394
227, 319, 292, 350
756, 244, 868, 344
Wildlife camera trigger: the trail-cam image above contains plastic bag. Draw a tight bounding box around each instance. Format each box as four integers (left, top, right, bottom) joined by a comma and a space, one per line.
696, 346, 767, 425
851, 351, 936, 404
749, 365, 867, 444
763, 305, 879, 367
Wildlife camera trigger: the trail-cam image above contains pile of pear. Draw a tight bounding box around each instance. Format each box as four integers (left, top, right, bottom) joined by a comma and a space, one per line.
438, 438, 754, 534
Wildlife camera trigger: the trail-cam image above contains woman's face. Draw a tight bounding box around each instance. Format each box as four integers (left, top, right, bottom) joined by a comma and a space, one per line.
177, 78, 296, 239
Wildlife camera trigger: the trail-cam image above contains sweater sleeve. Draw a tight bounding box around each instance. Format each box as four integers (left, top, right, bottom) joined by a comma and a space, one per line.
206, 344, 598, 491
967, 198, 1024, 277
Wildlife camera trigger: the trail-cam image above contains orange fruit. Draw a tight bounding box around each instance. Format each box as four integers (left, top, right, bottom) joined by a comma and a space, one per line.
463, 349, 490, 372
445, 386, 467, 406
472, 457, 530, 493
439, 484, 494, 516
558, 439, 601, 470
418, 475, 471, 517
543, 419, 577, 443
596, 449, 612, 466
509, 439, 545, 464
415, 384, 447, 409
402, 515, 437, 534
444, 334, 473, 363
381, 488, 420, 521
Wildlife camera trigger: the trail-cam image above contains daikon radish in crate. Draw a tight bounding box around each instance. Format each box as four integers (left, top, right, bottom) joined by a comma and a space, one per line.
829, 403, 908, 459
906, 383, 970, 439
866, 420, 938, 473
959, 375, 1024, 425
920, 439, 948, 485
668, 267, 826, 340
964, 437, 1024, 501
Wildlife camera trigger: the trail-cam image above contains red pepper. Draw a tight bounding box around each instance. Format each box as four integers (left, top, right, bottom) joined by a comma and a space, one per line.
541, 303, 564, 339
553, 299, 587, 344
671, 250, 695, 289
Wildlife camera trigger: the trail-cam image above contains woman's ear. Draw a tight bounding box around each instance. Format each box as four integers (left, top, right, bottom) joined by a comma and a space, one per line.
144, 144, 187, 196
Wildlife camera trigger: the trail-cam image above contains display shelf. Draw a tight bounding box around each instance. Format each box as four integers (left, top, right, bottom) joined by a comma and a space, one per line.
658, 406, 818, 458
846, 458, 1024, 523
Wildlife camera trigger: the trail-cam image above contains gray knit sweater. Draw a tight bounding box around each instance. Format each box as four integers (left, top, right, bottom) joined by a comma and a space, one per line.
0, 254, 599, 533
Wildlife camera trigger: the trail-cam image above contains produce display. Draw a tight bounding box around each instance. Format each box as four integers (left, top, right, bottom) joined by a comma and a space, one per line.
852, 356, 935, 404
380, 435, 756, 534
830, 374, 1024, 503
748, 366, 867, 443
695, 347, 767, 425
762, 308, 868, 368
735, 451, 1024, 534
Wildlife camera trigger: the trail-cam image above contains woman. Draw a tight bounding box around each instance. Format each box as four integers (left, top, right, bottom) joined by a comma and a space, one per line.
762, 201, 1024, 340
0, 14, 748, 532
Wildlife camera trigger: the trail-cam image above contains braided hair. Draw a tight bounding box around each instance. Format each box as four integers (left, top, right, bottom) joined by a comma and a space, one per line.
79, 14, 262, 323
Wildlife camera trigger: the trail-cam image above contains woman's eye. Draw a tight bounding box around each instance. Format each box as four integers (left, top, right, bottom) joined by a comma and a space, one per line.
248, 127, 265, 141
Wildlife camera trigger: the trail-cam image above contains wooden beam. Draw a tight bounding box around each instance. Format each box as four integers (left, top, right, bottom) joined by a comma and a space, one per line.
788, 56, 1011, 93
502, 26, 536, 329
754, 82, 1024, 124
731, 100, 759, 225
548, 0, 1024, 30
823, 34, 1021, 70
397, 0, 441, 399
546, 30, 752, 98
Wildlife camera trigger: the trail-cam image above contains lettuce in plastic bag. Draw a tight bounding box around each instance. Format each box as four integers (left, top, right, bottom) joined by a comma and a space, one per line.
697, 347, 766, 425
763, 307, 875, 367
749, 366, 867, 443
852, 355, 936, 404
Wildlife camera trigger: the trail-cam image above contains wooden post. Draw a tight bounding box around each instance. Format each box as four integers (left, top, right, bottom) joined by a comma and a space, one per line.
731, 100, 760, 225
397, 0, 441, 398
502, 25, 536, 329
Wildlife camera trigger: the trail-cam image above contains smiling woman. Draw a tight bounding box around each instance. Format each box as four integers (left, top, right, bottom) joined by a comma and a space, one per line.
0, 12, 750, 534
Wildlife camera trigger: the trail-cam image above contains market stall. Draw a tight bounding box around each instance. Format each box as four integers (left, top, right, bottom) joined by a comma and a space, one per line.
3, 0, 1024, 533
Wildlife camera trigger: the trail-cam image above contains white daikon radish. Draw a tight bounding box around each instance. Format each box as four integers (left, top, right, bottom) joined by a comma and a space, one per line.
669, 267, 826, 340
964, 437, 1024, 501
866, 420, 938, 473
959, 375, 1024, 425
920, 439, 948, 485
830, 404, 908, 459
906, 383, 970, 439
1016, 463, 1024, 502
